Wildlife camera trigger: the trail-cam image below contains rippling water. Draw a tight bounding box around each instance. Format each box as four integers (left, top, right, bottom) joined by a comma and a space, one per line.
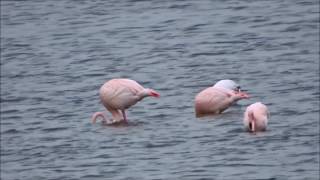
1, 0, 319, 179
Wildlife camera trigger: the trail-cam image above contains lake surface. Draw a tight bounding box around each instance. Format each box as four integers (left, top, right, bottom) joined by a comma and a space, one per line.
1, 0, 319, 179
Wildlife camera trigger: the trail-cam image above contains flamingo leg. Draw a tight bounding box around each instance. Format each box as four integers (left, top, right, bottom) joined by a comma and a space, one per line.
121, 110, 127, 122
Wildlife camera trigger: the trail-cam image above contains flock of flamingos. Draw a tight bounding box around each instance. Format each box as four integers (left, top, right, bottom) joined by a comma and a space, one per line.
91, 78, 269, 132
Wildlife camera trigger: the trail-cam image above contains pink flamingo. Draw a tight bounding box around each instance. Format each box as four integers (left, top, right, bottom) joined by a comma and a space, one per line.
243, 102, 269, 132
194, 79, 249, 117
92, 78, 160, 125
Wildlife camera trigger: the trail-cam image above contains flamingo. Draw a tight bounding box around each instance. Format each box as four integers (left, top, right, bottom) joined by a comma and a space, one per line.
92, 78, 160, 125
213, 79, 241, 91
194, 79, 249, 117
243, 102, 269, 132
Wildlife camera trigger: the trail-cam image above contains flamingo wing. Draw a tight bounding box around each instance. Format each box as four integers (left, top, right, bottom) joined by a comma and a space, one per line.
195, 87, 232, 115
100, 79, 145, 110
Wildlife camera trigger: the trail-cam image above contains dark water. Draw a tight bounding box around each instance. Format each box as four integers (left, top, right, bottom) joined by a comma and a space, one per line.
1, 0, 319, 179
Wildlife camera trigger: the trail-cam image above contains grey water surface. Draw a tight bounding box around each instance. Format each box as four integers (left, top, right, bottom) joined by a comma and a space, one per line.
1, 0, 319, 179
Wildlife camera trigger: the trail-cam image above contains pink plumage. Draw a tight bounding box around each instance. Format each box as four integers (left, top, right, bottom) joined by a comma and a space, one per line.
195, 87, 249, 117
92, 78, 160, 125
194, 80, 249, 117
243, 102, 269, 132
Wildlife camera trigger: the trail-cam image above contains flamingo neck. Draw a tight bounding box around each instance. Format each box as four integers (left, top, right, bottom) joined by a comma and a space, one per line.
250, 120, 256, 132
248, 112, 256, 132
92, 112, 108, 124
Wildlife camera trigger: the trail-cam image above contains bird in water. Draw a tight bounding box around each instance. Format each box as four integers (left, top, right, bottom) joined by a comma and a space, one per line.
194, 79, 249, 117
92, 78, 160, 125
243, 102, 269, 132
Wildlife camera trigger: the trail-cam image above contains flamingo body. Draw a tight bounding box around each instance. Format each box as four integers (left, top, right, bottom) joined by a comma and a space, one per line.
243, 102, 269, 132
194, 80, 249, 117
100, 79, 144, 110
92, 79, 159, 124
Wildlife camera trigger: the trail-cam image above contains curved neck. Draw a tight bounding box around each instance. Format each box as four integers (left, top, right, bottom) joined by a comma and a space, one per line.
92, 112, 108, 124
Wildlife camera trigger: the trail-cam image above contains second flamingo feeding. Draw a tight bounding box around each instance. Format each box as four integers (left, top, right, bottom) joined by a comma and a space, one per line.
194, 79, 250, 117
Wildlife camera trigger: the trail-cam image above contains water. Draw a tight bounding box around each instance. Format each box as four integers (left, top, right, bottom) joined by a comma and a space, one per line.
1, 0, 319, 179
